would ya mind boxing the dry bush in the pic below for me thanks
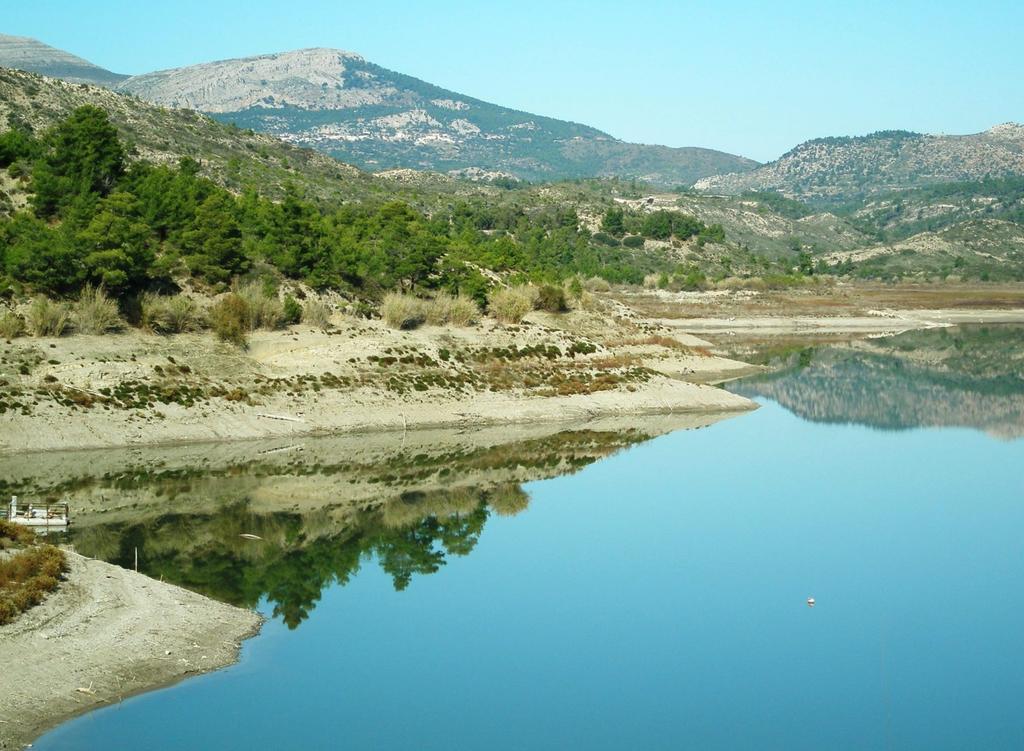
[235,281,284,330]
[641,334,687,351]
[26,296,71,337]
[447,295,480,326]
[424,292,480,327]
[488,484,531,517]
[0,544,67,625]
[141,294,205,334]
[0,520,36,549]
[0,310,25,339]
[487,286,534,324]
[535,285,568,313]
[642,273,661,290]
[72,285,123,335]
[584,276,611,292]
[381,292,426,330]
[210,293,251,346]
[302,299,333,330]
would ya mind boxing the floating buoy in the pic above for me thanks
[807,597,816,608]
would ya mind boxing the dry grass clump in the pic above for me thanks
[381,292,427,330]
[0,544,67,625]
[0,310,25,339]
[487,286,534,324]
[424,292,480,327]
[26,296,71,337]
[72,285,123,334]
[642,273,661,289]
[302,299,333,330]
[210,293,251,346]
[141,294,205,334]
[235,282,284,330]
[584,276,611,292]
[488,484,531,517]
[0,520,36,549]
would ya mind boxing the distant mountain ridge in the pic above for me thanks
[0,34,758,186]
[0,33,127,86]
[112,47,757,185]
[695,124,1024,202]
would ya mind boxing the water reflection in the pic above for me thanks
[0,414,733,628]
[732,324,1024,438]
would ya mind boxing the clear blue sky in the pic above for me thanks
[5,0,1022,161]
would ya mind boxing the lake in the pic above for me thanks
[28,325,1024,750]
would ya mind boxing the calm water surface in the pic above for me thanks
[32,327,1024,750]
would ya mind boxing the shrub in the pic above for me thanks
[566,277,584,302]
[0,520,36,549]
[447,295,480,327]
[584,276,611,292]
[487,286,533,324]
[381,292,426,330]
[141,294,205,334]
[282,295,303,326]
[0,310,25,339]
[0,544,68,625]
[642,274,660,289]
[535,284,568,313]
[424,292,480,327]
[26,296,71,337]
[424,292,455,326]
[236,281,284,330]
[73,285,122,335]
[210,293,250,346]
[623,235,646,249]
[488,484,530,517]
[301,299,333,330]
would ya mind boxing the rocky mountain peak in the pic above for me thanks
[0,33,127,86]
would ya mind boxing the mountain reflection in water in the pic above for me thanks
[731,324,1024,438]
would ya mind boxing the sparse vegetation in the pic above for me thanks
[72,285,122,334]
[301,299,332,330]
[487,287,534,324]
[0,310,25,339]
[141,293,205,334]
[210,293,250,346]
[0,543,68,625]
[535,285,568,313]
[235,282,284,331]
[424,292,480,327]
[381,292,426,330]
[26,296,71,337]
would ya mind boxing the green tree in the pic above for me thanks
[32,106,125,218]
[74,192,155,296]
[181,192,249,284]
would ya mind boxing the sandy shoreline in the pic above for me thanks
[0,552,261,750]
[657,308,1024,334]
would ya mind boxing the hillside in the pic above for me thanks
[0,67,380,202]
[114,48,758,185]
[0,33,127,87]
[695,125,1024,203]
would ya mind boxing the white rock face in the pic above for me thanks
[117,48,391,112]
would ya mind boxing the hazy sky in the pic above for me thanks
[5,0,1022,161]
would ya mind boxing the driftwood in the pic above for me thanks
[255,413,305,423]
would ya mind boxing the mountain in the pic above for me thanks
[113,48,758,185]
[0,33,128,87]
[694,125,1024,203]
